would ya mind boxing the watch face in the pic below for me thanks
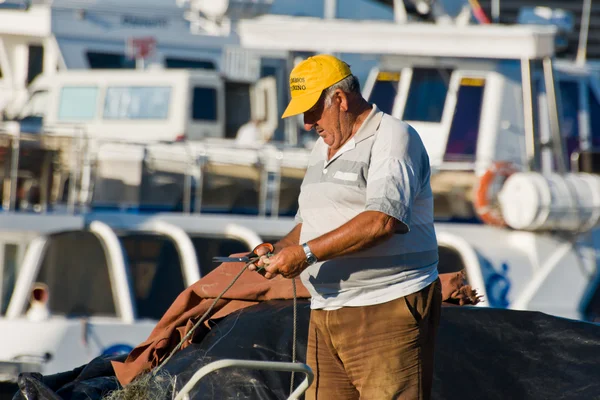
[307,254,317,265]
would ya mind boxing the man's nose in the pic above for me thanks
[303,115,316,131]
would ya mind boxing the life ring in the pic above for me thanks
[473,161,518,226]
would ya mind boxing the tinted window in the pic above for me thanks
[192,87,217,121]
[588,85,600,149]
[165,57,216,70]
[120,234,185,320]
[557,80,580,159]
[104,86,171,120]
[27,45,44,85]
[368,71,400,115]
[403,68,452,122]
[87,52,135,69]
[37,232,116,317]
[58,86,98,120]
[444,77,486,162]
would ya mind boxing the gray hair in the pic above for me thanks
[324,74,361,107]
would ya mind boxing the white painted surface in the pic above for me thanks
[239,16,556,59]
[0,317,155,375]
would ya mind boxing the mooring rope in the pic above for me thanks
[289,277,298,396]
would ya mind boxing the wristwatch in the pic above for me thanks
[302,243,318,265]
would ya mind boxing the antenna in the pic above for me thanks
[576,0,592,66]
[178,0,273,36]
[491,0,500,23]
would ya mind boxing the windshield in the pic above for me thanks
[104,86,171,120]
[58,86,99,121]
[368,71,400,115]
[403,67,452,123]
[444,77,486,162]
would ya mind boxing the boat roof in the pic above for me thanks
[239,16,557,60]
[0,0,239,47]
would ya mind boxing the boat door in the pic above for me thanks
[251,75,278,143]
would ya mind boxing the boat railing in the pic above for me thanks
[0,126,309,218]
[174,359,313,400]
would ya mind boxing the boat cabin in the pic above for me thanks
[0,212,291,378]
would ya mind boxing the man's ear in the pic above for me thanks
[337,89,349,112]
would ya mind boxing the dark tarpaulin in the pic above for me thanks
[13,300,600,399]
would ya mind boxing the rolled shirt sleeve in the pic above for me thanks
[294,207,303,224]
[365,121,424,231]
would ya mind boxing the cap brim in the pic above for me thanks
[281,90,322,119]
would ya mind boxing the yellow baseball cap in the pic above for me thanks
[281,54,352,118]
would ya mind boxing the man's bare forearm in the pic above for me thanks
[307,211,398,261]
[273,223,302,253]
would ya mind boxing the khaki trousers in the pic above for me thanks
[305,278,442,400]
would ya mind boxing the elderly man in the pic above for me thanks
[252,54,441,399]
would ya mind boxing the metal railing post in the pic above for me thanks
[8,133,21,211]
[194,149,207,214]
[543,56,566,174]
[520,58,538,172]
[258,148,283,218]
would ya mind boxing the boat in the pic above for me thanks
[236,5,600,321]
[0,0,276,118]
[1,0,600,394]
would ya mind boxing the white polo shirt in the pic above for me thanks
[296,105,439,310]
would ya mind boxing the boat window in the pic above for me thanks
[104,86,171,120]
[86,52,136,69]
[19,90,48,119]
[368,71,400,115]
[27,45,44,85]
[165,57,216,70]
[37,232,116,317]
[557,80,580,159]
[444,77,486,162]
[403,67,452,123]
[587,85,600,149]
[192,87,218,121]
[0,244,18,315]
[57,86,98,121]
[191,237,251,277]
[121,235,185,320]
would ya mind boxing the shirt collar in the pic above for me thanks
[314,104,383,162]
[352,104,384,144]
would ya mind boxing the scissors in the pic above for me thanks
[212,243,274,275]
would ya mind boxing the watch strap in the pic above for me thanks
[302,242,318,265]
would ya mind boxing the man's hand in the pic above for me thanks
[249,244,307,279]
